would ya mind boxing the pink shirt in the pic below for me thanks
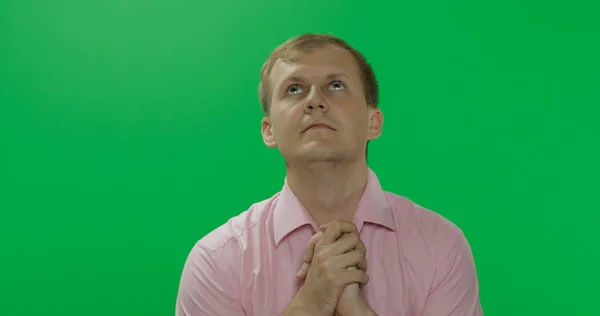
[176,168,483,315]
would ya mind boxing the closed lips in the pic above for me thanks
[304,123,335,132]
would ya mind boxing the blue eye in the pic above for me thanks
[287,85,304,94]
[329,80,346,90]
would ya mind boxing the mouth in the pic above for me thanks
[303,123,336,132]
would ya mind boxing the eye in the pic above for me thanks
[286,84,304,94]
[329,80,346,90]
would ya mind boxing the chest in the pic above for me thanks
[240,229,424,316]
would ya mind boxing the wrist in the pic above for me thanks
[356,300,376,316]
[364,309,377,316]
[337,300,376,316]
[282,304,321,316]
[283,288,326,316]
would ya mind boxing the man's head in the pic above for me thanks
[259,34,383,164]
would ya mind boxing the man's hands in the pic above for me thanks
[293,220,373,316]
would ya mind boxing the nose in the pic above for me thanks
[303,89,329,114]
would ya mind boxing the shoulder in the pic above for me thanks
[194,193,279,258]
[179,193,278,293]
[385,191,464,236]
[383,191,471,264]
[176,195,280,314]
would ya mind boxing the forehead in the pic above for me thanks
[269,45,361,85]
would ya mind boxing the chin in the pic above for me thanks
[295,147,346,162]
[280,142,353,163]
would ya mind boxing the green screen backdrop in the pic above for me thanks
[1,1,599,315]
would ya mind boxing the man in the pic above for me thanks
[175,33,483,316]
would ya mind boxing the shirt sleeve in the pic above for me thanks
[175,242,245,316]
[422,232,483,316]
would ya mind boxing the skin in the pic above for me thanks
[297,221,372,316]
[261,44,384,227]
[261,44,383,316]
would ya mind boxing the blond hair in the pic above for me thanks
[258,33,379,115]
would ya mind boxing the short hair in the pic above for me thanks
[258,33,379,116]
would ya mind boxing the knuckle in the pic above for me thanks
[350,270,362,283]
[347,221,358,231]
[325,270,336,283]
[357,236,365,245]
[320,255,332,268]
[360,269,367,278]
[305,247,313,256]
[332,221,341,230]
[306,244,315,254]
[314,252,326,263]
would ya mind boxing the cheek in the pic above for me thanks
[270,114,296,140]
[331,91,365,110]
[345,109,371,135]
[277,104,304,123]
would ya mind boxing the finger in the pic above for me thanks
[334,249,365,270]
[357,256,368,272]
[296,262,309,279]
[320,220,358,245]
[297,231,323,279]
[356,238,367,257]
[319,220,358,234]
[344,266,369,288]
[339,268,368,287]
[303,231,323,263]
[359,271,370,288]
[322,222,365,256]
[329,232,360,255]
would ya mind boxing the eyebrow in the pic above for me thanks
[282,73,351,85]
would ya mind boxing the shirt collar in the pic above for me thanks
[272,167,395,246]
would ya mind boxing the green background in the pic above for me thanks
[1,1,599,315]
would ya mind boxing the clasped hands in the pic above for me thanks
[294,220,375,316]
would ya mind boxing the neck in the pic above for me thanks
[285,160,368,227]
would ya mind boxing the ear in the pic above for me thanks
[261,116,278,148]
[367,108,384,140]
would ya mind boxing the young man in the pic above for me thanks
[175,33,483,316]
